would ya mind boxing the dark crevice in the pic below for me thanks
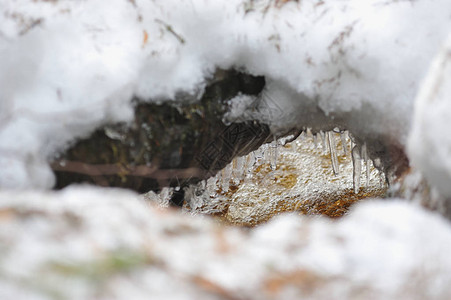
[51,68,405,202]
[52,69,270,193]
[170,189,185,207]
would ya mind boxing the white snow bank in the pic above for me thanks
[1,0,451,188]
[0,186,451,299]
[408,35,451,198]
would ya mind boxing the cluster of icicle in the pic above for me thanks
[298,129,376,194]
[202,139,279,195]
[209,128,377,196]
[350,139,375,194]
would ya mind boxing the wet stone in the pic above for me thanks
[183,131,388,226]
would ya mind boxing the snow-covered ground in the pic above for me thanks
[1,187,451,300]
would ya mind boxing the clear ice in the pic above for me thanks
[232,157,245,185]
[327,131,339,175]
[352,145,362,194]
[178,128,387,225]
[313,133,319,149]
[270,138,278,170]
[319,131,327,151]
[340,131,348,155]
[361,143,370,187]
[221,164,232,193]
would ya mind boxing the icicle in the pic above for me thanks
[361,143,370,187]
[319,131,327,151]
[206,176,218,197]
[237,155,245,171]
[246,152,254,171]
[263,143,271,163]
[291,137,298,153]
[352,145,361,194]
[299,130,306,141]
[313,133,319,149]
[231,158,238,185]
[253,147,263,167]
[221,164,231,193]
[373,157,384,187]
[270,138,278,170]
[327,131,339,175]
[233,156,245,184]
[241,153,253,184]
[340,131,348,156]
[200,179,206,190]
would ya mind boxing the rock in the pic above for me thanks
[50,66,406,197]
[52,70,272,193]
[183,131,388,226]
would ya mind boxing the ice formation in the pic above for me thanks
[185,131,386,225]
[1,0,451,188]
[327,131,339,175]
[351,145,362,194]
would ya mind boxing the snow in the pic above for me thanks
[0,186,451,299]
[1,0,451,188]
[408,35,451,198]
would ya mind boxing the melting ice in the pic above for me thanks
[183,130,387,225]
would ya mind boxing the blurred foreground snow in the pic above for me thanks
[1,186,451,300]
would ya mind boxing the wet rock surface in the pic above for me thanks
[181,131,387,226]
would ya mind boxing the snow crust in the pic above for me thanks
[1,0,451,188]
[1,186,451,299]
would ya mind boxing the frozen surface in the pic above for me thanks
[0,186,451,299]
[1,0,451,188]
[183,131,387,226]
